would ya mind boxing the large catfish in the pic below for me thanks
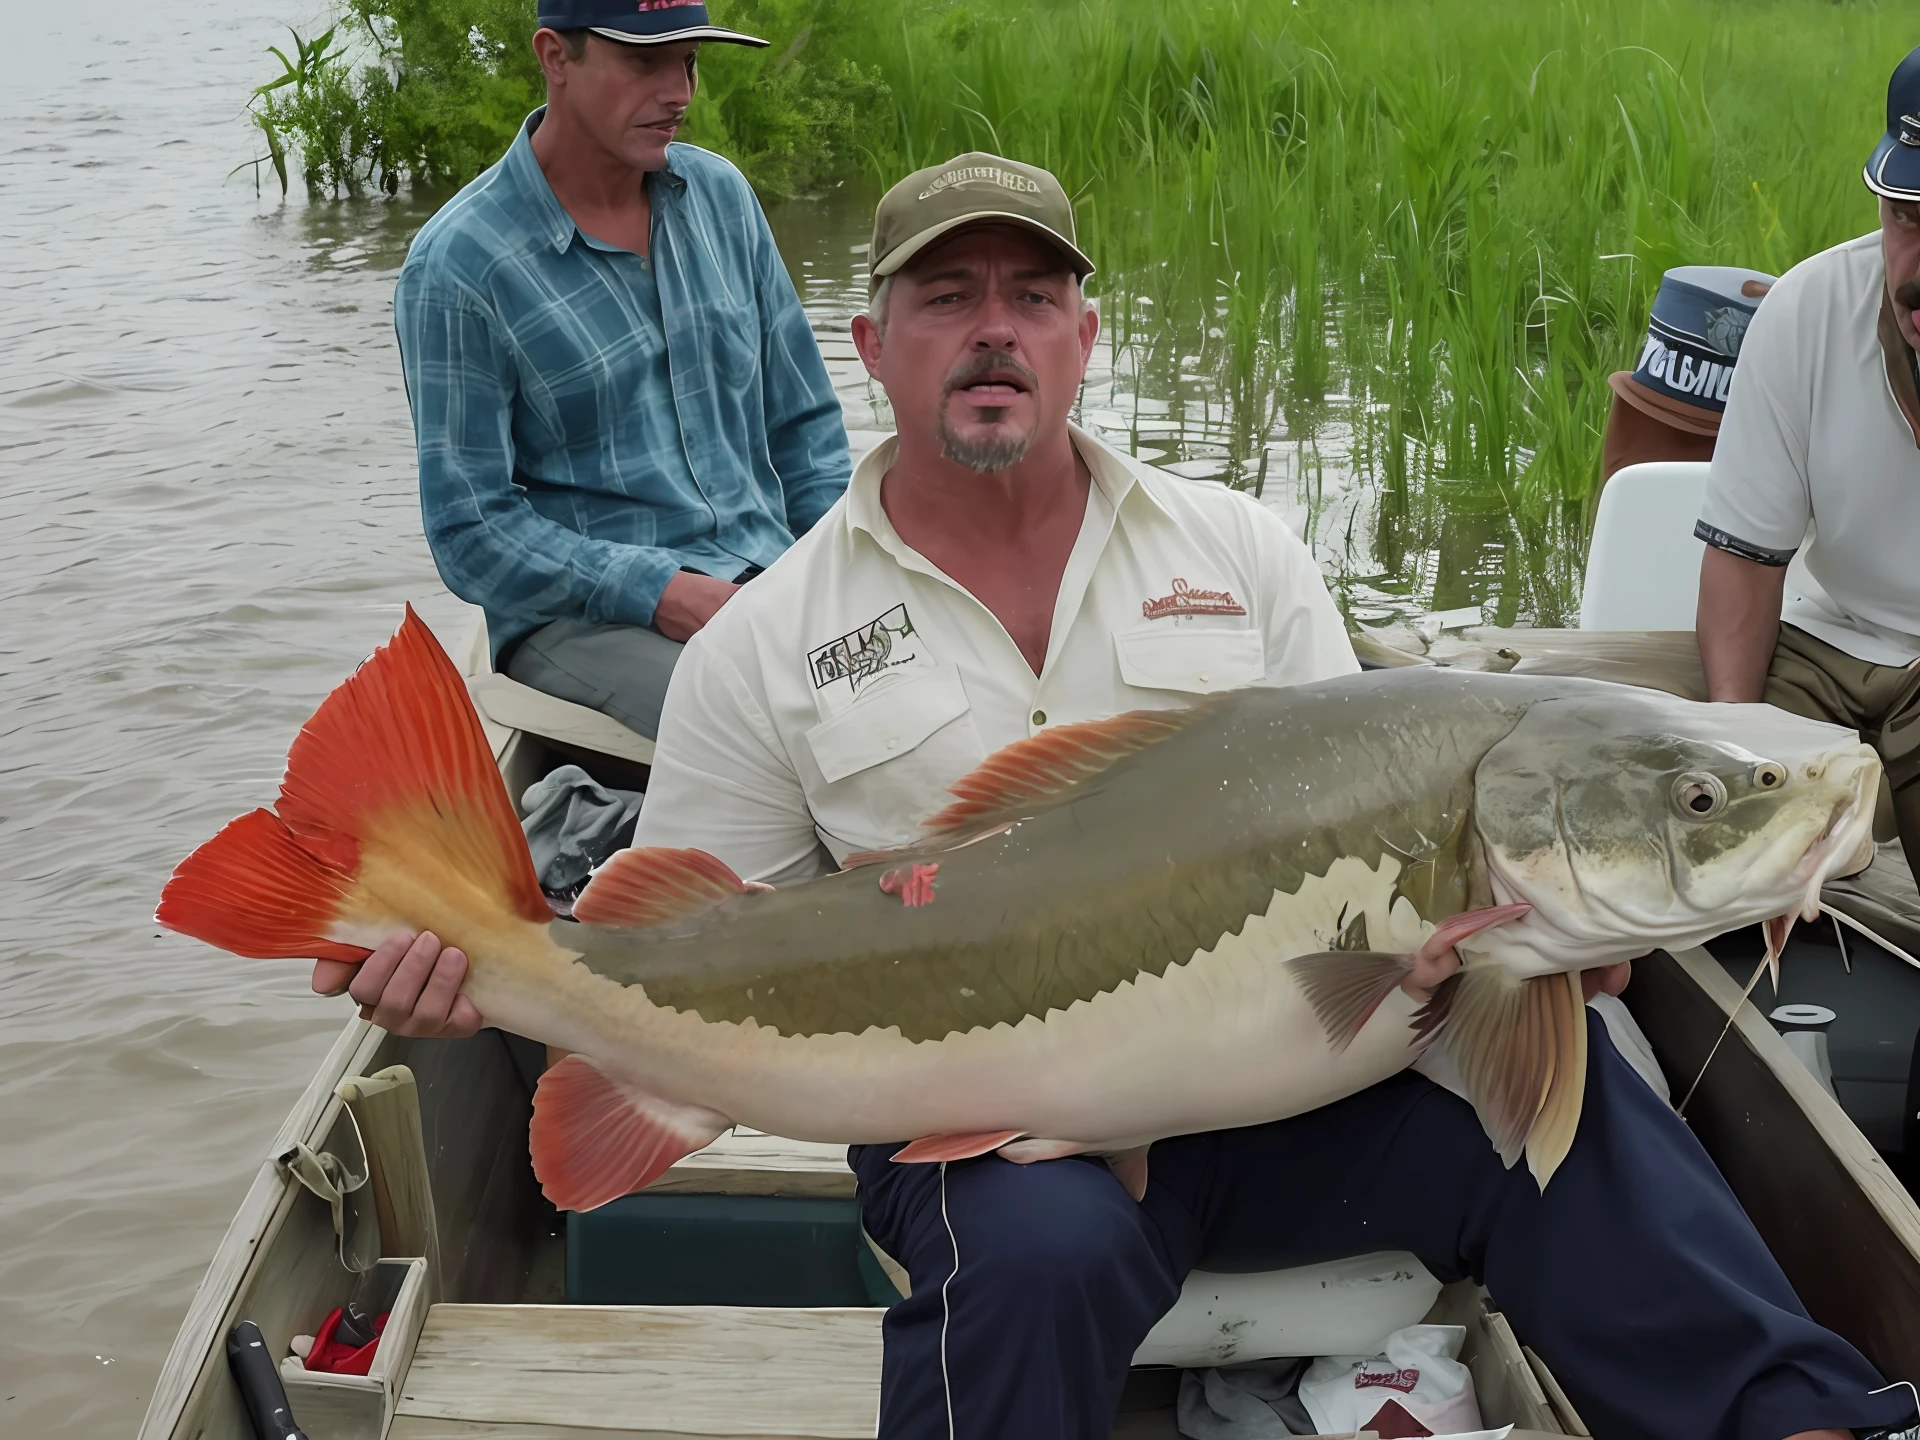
[159,611,1879,1210]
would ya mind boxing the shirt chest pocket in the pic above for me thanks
[1114,627,1267,695]
[802,666,988,853]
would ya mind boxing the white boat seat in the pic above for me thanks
[450,610,655,767]
[465,670,656,768]
[663,1131,1440,1368]
[1579,461,1711,630]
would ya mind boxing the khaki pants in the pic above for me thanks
[1765,624,1920,852]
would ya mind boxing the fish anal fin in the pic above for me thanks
[921,707,1205,840]
[1288,950,1414,1050]
[891,1130,1025,1165]
[278,606,549,925]
[157,809,373,961]
[573,847,764,929]
[1440,967,1589,1185]
[530,1055,730,1211]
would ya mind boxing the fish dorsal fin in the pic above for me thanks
[920,706,1203,842]
[573,846,762,929]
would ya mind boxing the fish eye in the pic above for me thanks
[1673,772,1728,819]
[1752,761,1786,790]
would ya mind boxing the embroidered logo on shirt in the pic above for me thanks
[1353,1367,1421,1393]
[1141,579,1247,621]
[809,604,922,694]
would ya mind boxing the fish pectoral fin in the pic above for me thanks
[572,847,764,929]
[891,1130,1026,1164]
[1436,967,1588,1189]
[1288,950,1414,1050]
[530,1054,730,1212]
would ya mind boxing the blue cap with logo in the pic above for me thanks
[535,0,767,47]
[1608,265,1776,435]
[1865,43,1920,202]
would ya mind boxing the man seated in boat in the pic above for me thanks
[393,0,849,743]
[343,154,1914,1439]
[1696,42,1920,861]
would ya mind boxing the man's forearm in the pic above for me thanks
[1696,544,1788,702]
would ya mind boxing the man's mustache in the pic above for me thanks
[1896,278,1920,311]
[942,353,1040,397]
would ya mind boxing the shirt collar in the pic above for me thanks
[845,422,1175,553]
[505,107,687,256]
[1876,283,1920,450]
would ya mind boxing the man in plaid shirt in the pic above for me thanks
[394,0,849,739]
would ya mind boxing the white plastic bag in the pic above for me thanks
[1299,1323,1490,1438]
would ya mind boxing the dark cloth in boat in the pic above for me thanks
[851,1011,1912,1440]
[519,764,640,893]
[1764,623,1920,858]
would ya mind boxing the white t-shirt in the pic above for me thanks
[633,424,1358,883]
[1698,231,1920,666]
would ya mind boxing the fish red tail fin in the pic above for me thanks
[156,607,549,961]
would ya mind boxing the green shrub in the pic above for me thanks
[245,0,890,198]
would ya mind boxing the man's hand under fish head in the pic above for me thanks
[313,931,483,1039]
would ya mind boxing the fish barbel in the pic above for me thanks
[158,611,1879,1209]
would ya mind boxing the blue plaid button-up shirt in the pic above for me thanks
[394,110,850,658]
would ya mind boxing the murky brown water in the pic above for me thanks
[0,8,1421,1433]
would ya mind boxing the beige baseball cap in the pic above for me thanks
[869,151,1094,287]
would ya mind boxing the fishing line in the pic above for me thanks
[1676,954,1772,1119]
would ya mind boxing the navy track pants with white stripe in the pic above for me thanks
[850,1011,1910,1440]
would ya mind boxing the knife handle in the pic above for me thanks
[225,1320,309,1440]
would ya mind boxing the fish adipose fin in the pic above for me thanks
[573,847,766,929]
[531,1054,730,1211]
[920,707,1209,842]
[1437,967,1589,1188]
[891,1130,1026,1164]
[157,606,549,958]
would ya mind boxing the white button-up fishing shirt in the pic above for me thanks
[632,424,1357,884]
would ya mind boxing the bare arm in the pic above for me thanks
[1696,545,1786,703]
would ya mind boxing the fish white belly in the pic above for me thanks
[525,854,1443,1148]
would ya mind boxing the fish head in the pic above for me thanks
[1466,689,1879,973]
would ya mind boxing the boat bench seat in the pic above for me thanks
[639,1132,1445,1369]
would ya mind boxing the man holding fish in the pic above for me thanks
[239,152,1920,1440]
[1697,43,1920,864]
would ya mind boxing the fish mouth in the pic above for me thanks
[1769,770,1876,952]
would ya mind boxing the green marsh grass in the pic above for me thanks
[252,0,1913,619]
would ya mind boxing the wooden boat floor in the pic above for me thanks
[657,1129,854,1198]
[391,1303,882,1439]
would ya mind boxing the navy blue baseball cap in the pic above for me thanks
[535,0,767,47]
[1865,43,1920,202]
